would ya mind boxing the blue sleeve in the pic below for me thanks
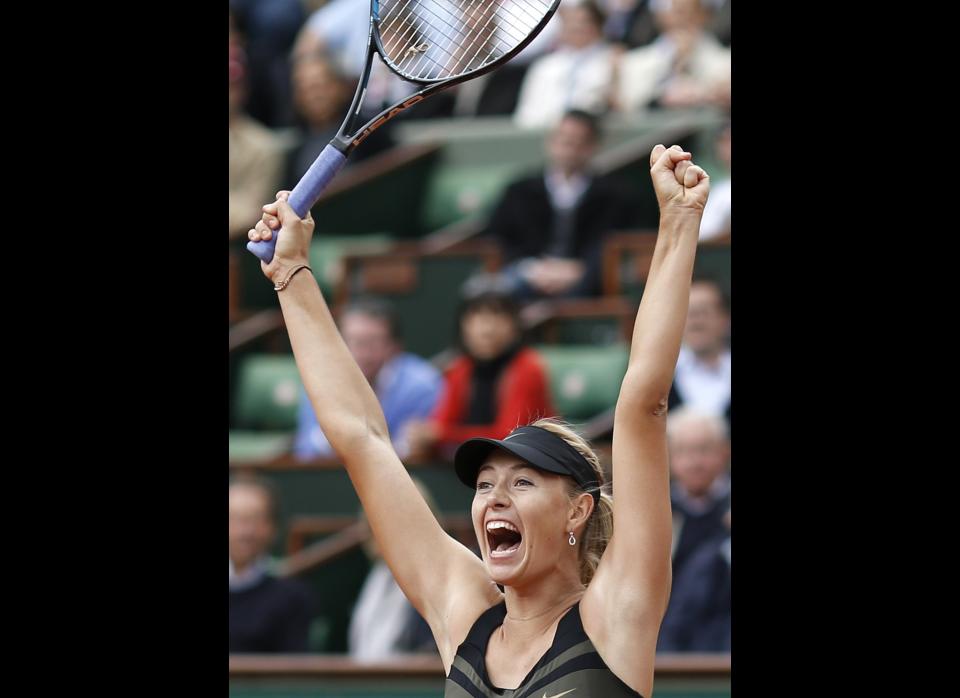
[293,390,333,459]
[382,362,442,439]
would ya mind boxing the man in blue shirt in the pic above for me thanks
[294,298,442,460]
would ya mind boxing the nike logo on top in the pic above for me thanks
[542,689,577,698]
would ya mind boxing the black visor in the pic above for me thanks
[454,425,600,503]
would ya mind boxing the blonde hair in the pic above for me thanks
[530,417,613,586]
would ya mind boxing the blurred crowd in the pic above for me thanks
[230,0,731,240]
[230,0,731,658]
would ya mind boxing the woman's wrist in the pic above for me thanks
[268,253,310,284]
[658,206,704,229]
[273,263,313,291]
[656,207,704,245]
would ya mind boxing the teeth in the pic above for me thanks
[486,521,520,533]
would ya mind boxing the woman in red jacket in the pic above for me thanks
[405,291,554,461]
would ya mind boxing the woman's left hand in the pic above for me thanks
[649,144,710,214]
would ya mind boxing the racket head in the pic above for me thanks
[372,0,562,84]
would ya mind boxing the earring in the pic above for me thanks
[568,531,576,546]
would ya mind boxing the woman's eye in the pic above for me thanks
[516,478,532,487]
[476,482,492,491]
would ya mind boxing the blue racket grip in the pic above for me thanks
[246,144,348,264]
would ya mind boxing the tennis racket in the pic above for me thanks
[247,0,563,263]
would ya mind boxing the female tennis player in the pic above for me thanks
[248,144,709,697]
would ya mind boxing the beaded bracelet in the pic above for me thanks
[273,264,312,292]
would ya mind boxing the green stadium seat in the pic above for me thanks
[230,355,301,463]
[420,163,523,231]
[228,431,292,462]
[534,343,629,423]
[234,354,301,430]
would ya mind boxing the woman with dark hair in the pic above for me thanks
[246,144,709,697]
[404,290,554,461]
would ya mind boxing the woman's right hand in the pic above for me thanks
[248,190,315,284]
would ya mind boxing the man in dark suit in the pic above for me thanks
[483,110,637,299]
[657,406,731,652]
[229,477,314,652]
[666,406,730,577]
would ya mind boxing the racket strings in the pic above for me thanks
[378,0,552,81]
[380,0,478,73]
[381,0,497,75]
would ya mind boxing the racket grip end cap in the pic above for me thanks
[246,237,277,264]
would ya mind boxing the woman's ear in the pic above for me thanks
[568,492,595,532]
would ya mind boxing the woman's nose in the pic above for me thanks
[486,481,511,508]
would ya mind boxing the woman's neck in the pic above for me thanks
[500,572,585,641]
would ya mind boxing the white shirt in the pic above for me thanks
[544,168,591,210]
[514,41,615,129]
[348,560,416,660]
[617,33,731,112]
[699,177,731,241]
[229,556,270,592]
[673,345,731,416]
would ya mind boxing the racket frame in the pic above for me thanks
[330,0,561,153]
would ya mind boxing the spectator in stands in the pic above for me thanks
[294,0,371,80]
[294,0,455,124]
[666,407,730,578]
[349,478,439,659]
[229,0,306,128]
[229,17,284,241]
[662,406,730,653]
[404,289,555,461]
[514,1,618,128]
[602,0,727,49]
[452,13,562,117]
[229,476,314,653]
[698,122,731,241]
[615,0,730,112]
[584,0,649,48]
[286,49,392,186]
[603,0,659,48]
[294,298,442,461]
[481,110,636,299]
[658,506,730,651]
[668,276,730,420]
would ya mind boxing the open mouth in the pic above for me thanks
[486,520,522,558]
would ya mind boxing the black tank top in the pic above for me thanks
[444,601,643,698]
